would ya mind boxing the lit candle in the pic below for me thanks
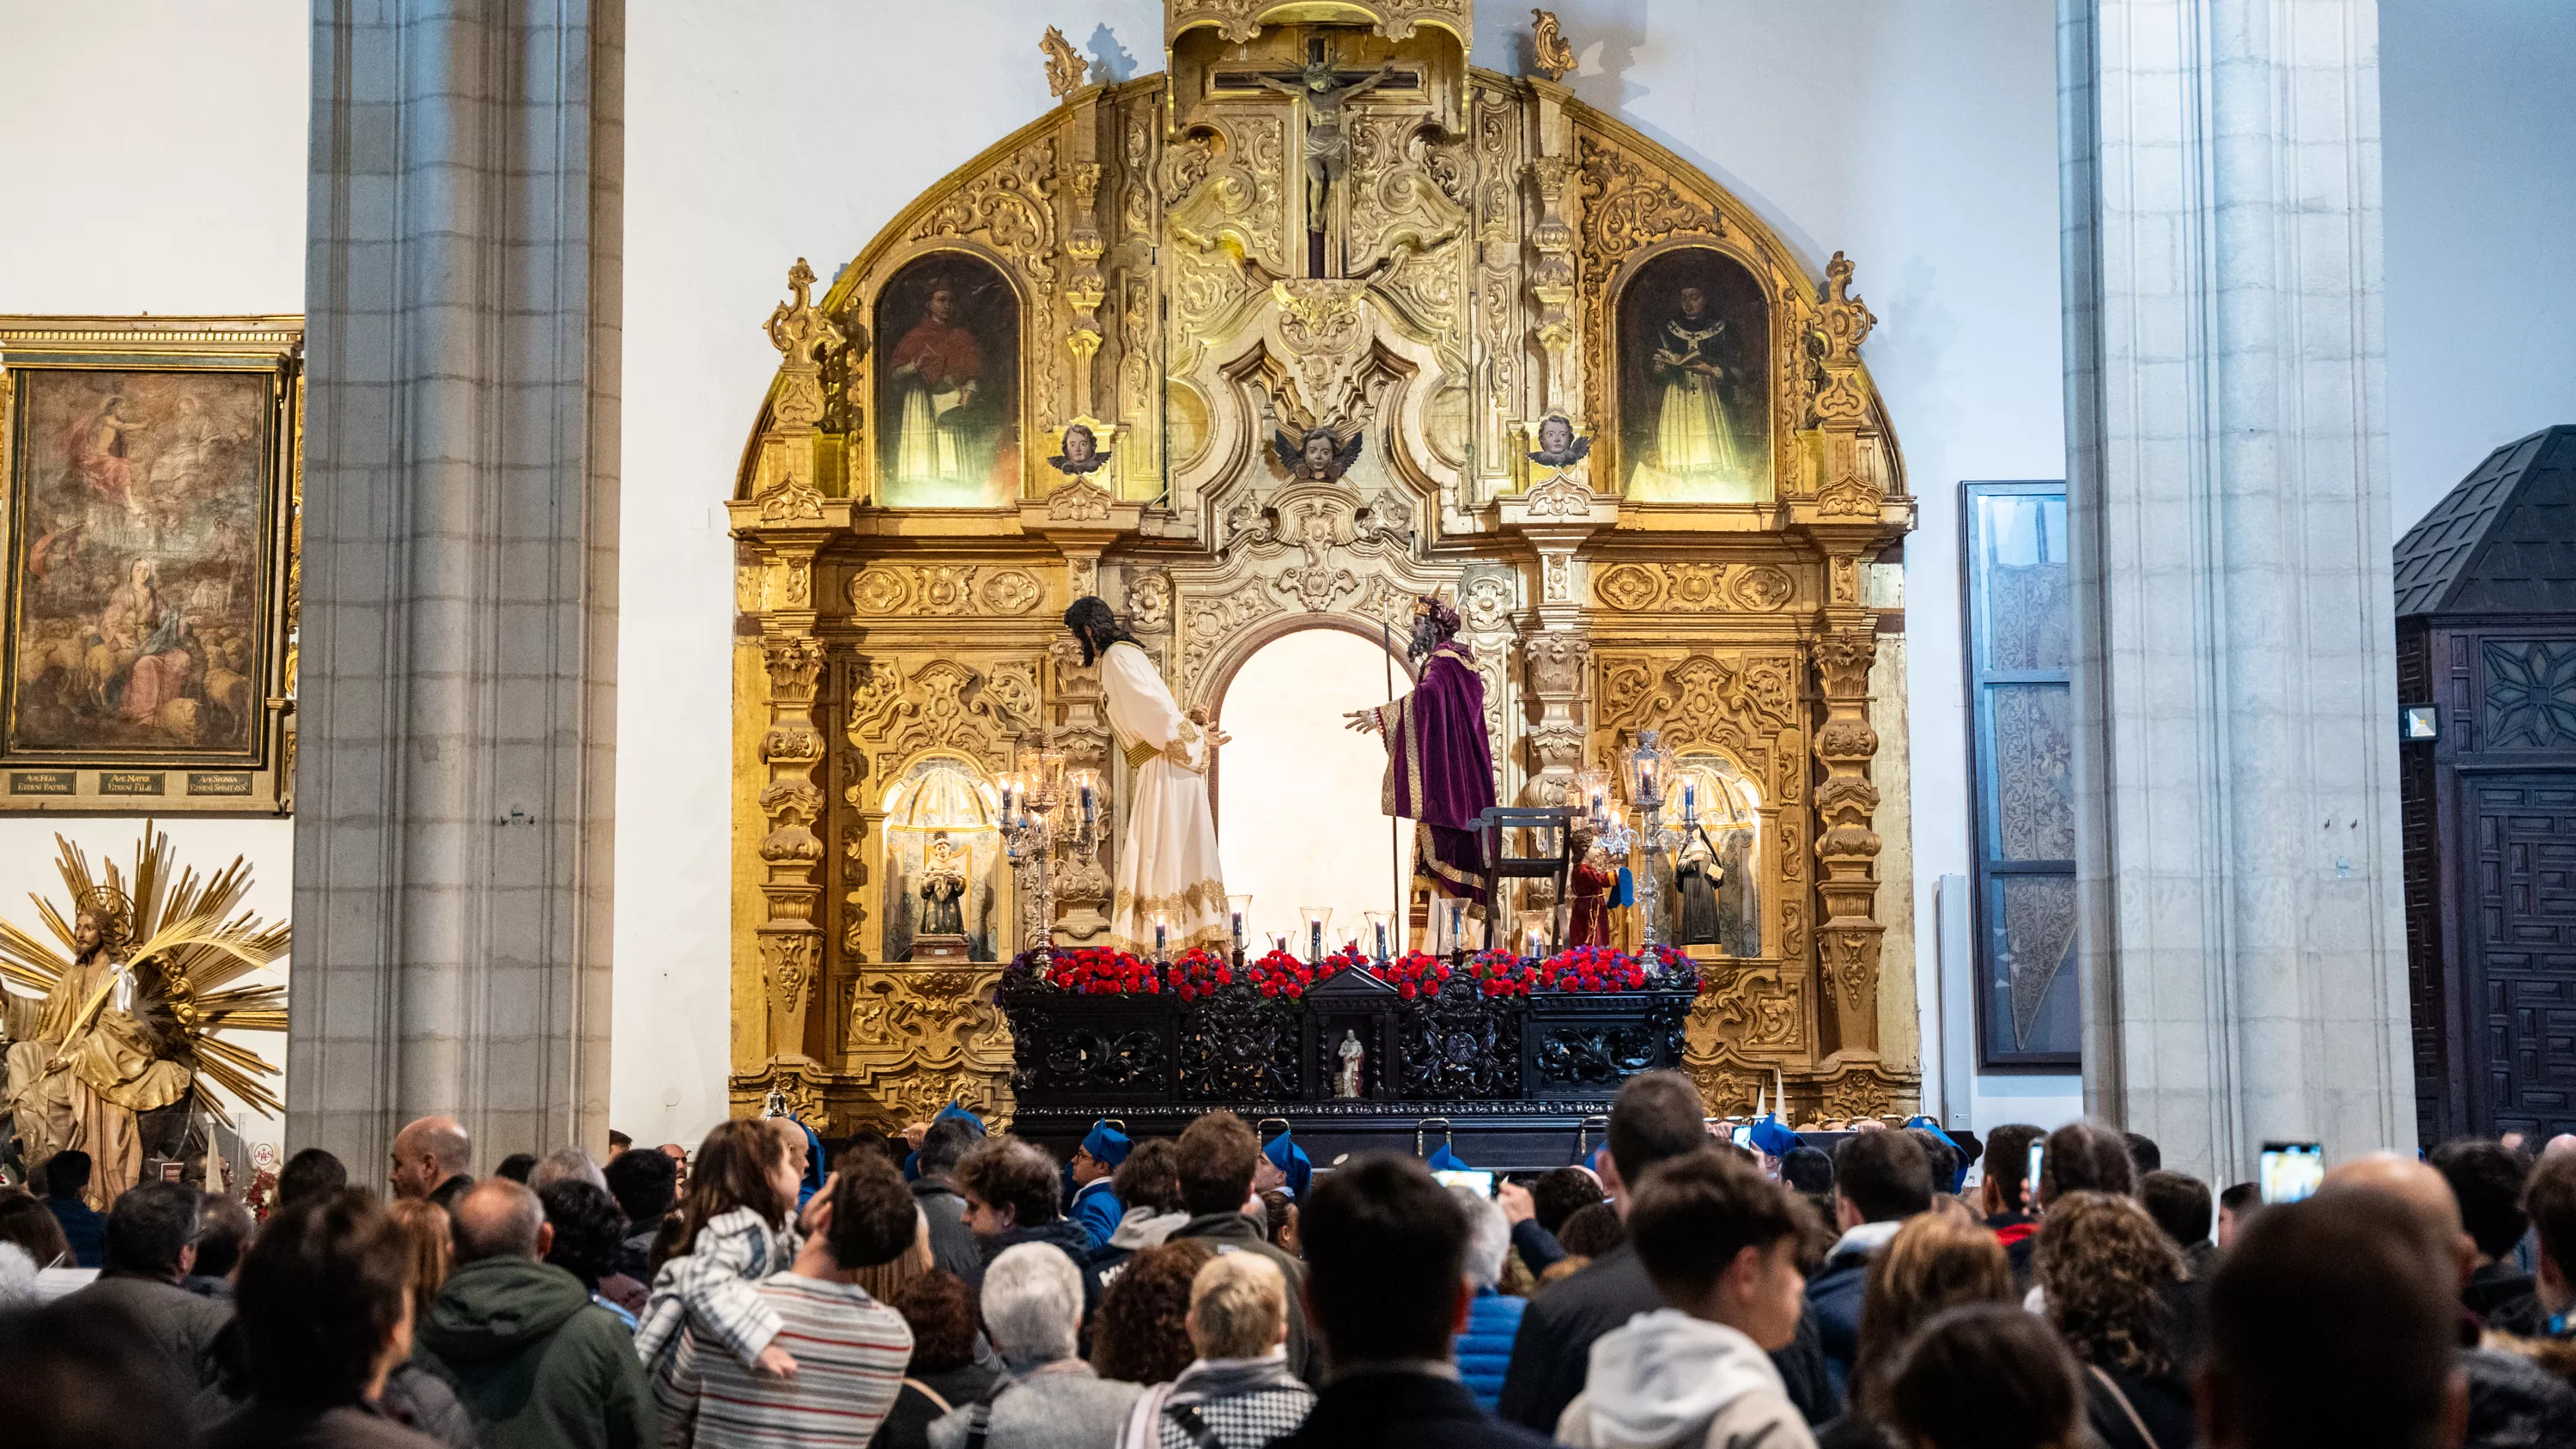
[1152,910,1170,959]
[1228,893,1251,955]
[1448,898,1466,951]
[1682,779,1697,825]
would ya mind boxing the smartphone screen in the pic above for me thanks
[1731,1124,1754,1150]
[2259,1142,2325,1203]
[2026,1138,2045,1199]
[1431,1168,1495,1197]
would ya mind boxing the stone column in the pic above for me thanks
[292,1,623,1167]
[2062,0,2410,1178]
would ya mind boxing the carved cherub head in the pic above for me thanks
[1048,423,1109,476]
[1273,426,1364,483]
[1528,413,1591,469]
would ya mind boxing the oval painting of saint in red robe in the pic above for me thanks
[874,253,1021,508]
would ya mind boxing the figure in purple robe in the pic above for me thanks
[1347,595,1496,905]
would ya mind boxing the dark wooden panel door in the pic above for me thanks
[2470,774,2576,1139]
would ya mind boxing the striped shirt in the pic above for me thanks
[653,1273,912,1449]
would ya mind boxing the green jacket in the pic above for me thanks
[413,1257,654,1449]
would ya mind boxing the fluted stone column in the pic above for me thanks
[2062,0,2410,1179]
[290,1,623,1168]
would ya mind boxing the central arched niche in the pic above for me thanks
[1212,624,1414,952]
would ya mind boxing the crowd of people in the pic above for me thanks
[3,1076,2574,1449]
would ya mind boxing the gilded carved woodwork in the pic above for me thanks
[726,1,1917,1129]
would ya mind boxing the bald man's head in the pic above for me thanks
[391,1115,471,1200]
[452,1178,550,1263]
[2320,1150,2475,1292]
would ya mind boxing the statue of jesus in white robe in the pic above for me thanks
[1096,639,1230,953]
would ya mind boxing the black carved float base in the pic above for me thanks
[999,971,1696,1172]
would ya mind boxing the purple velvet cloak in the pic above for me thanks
[1382,640,1497,903]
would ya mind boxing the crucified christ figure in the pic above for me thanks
[1253,54,1395,234]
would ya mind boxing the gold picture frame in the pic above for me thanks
[0,316,301,813]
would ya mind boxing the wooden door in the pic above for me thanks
[2467,774,2576,1139]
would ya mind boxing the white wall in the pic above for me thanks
[615,0,1170,1147]
[1214,629,1412,952]
[2382,0,2576,527]
[0,0,308,1164]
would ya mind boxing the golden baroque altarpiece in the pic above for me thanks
[727,1,1916,1131]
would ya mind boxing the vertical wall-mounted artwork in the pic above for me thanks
[874,253,1021,508]
[1617,247,1771,503]
[0,318,299,812]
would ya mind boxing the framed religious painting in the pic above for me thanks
[871,252,1023,508]
[0,317,301,813]
[1614,246,1774,504]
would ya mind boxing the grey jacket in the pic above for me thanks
[927,1361,1143,1449]
[66,1270,234,1389]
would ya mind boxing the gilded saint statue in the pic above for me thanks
[0,830,288,1209]
[3,891,189,1208]
[1252,52,1396,232]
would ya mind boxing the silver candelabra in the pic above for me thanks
[1626,729,1668,950]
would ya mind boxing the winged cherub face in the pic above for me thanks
[1540,417,1573,454]
[1062,425,1095,463]
[1303,432,1338,474]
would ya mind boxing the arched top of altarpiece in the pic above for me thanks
[732,54,1907,536]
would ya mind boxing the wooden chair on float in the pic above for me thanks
[1473,805,1577,952]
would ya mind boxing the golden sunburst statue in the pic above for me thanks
[0,825,289,1123]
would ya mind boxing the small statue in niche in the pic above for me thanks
[1249,50,1396,234]
[1528,413,1592,471]
[1674,824,1722,947]
[1048,422,1110,477]
[918,833,969,938]
[1273,425,1364,484]
[1334,1029,1366,1099]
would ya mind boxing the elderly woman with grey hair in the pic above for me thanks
[1449,1184,1526,1413]
[931,1242,1143,1449]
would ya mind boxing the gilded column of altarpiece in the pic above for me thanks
[726,1,1916,1131]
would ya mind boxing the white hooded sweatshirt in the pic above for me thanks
[1555,1309,1819,1449]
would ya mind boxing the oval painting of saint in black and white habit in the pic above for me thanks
[1616,247,1771,503]
[873,253,1020,508]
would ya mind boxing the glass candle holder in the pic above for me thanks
[1363,909,1390,962]
[1300,905,1332,964]
[1228,893,1252,955]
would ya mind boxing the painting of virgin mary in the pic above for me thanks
[1617,248,1771,503]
